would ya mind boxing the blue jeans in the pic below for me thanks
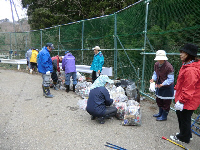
[65,72,77,85]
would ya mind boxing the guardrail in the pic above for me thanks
[0,59,27,70]
[0,55,9,59]
[0,59,113,76]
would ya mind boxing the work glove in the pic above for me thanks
[149,82,155,92]
[174,101,184,111]
[46,71,51,75]
[96,72,100,77]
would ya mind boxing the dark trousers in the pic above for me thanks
[51,71,58,83]
[176,109,194,143]
[92,71,97,83]
[30,62,37,70]
[104,106,118,118]
[156,97,171,112]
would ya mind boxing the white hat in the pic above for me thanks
[154,50,168,60]
[92,46,100,51]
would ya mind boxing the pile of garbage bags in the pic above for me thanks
[76,75,141,126]
[52,72,141,126]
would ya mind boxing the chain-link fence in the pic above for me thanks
[0,0,200,95]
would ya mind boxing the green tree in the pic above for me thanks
[21,0,138,30]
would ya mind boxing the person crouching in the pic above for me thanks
[86,75,117,124]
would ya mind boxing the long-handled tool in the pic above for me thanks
[162,136,190,150]
[105,142,127,150]
[191,114,200,136]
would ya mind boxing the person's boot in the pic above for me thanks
[153,107,163,117]
[91,115,96,120]
[53,84,59,90]
[53,82,59,90]
[73,84,76,92]
[156,110,168,121]
[42,85,45,96]
[30,69,33,74]
[44,86,54,98]
[98,117,105,124]
[105,114,112,119]
[66,85,69,93]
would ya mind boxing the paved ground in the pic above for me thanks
[0,69,199,150]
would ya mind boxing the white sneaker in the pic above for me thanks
[176,133,193,140]
[170,135,180,142]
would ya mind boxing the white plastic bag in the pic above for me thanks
[77,98,88,110]
[149,82,155,92]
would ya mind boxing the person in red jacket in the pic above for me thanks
[51,55,62,90]
[170,43,200,143]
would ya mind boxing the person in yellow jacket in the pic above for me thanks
[30,48,39,74]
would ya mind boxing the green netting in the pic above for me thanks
[0,0,200,93]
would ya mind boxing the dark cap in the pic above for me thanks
[46,43,55,49]
[31,47,35,50]
[180,43,198,57]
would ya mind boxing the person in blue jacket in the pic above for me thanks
[38,43,55,98]
[90,46,104,83]
[86,75,117,124]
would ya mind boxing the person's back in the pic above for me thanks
[30,50,38,63]
[26,49,32,61]
[86,86,113,117]
[38,47,53,74]
[86,75,116,124]
[51,55,60,72]
[62,52,77,92]
[63,53,76,73]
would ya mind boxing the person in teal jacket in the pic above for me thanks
[90,46,104,83]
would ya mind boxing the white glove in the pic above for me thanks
[149,82,156,92]
[175,101,184,111]
[46,71,51,75]
[96,72,100,77]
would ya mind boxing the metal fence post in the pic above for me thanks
[82,21,84,65]
[114,13,117,79]
[58,26,60,55]
[10,32,12,59]
[142,0,150,92]
[40,30,43,50]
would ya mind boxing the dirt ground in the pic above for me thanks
[0,69,199,150]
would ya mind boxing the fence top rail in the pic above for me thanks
[140,52,200,56]
[52,48,144,51]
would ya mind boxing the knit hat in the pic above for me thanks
[154,50,168,60]
[180,43,198,57]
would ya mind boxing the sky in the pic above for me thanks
[0,0,27,21]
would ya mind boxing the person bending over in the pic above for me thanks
[86,75,117,124]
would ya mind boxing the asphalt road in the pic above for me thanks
[0,69,199,150]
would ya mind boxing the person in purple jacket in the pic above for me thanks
[62,51,77,92]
